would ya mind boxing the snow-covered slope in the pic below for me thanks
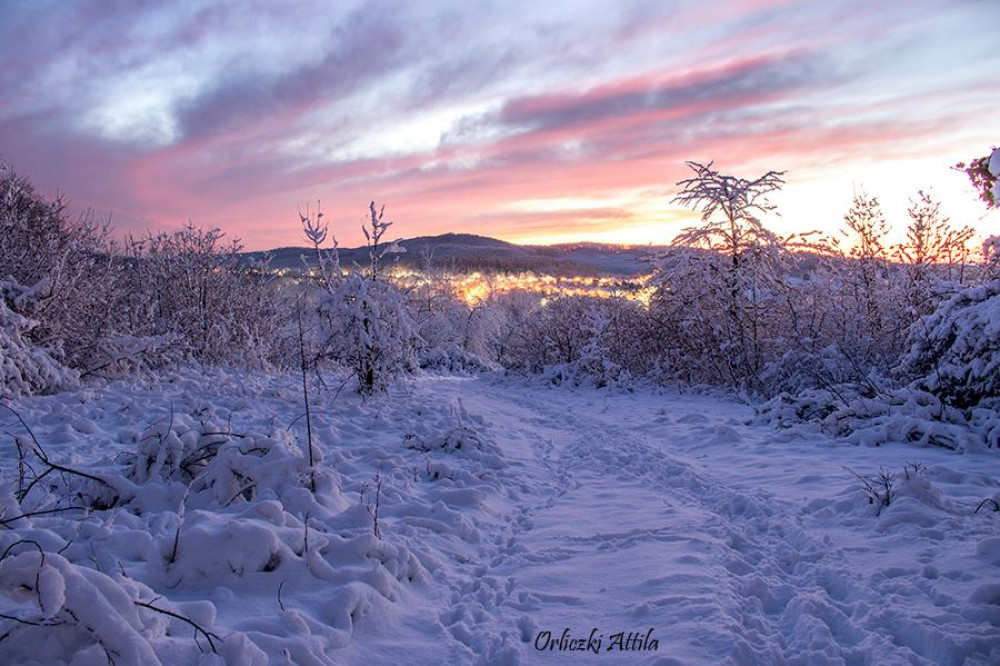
[1,370,998,664]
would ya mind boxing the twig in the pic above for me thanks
[0,506,89,528]
[845,466,893,516]
[0,539,45,563]
[134,600,221,654]
[224,483,256,507]
[0,611,64,628]
[302,511,311,557]
[0,540,49,616]
[1,403,48,460]
[297,297,317,493]
[363,466,384,539]
[3,408,119,505]
[168,486,191,565]
[975,498,1000,514]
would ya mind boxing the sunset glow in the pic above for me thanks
[1,0,997,250]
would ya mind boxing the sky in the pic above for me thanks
[1,0,998,251]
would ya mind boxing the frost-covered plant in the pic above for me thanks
[361,201,404,283]
[656,161,788,391]
[299,200,342,289]
[754,268,1000,452]
[902,280,1000,410]
[495,293,658,387]
[0,163,122,378]
[123,224,283,369]
[670,161,786,267]
[763,192,902,395]
[484,290,542,366]
[124,414,326,509]
[1,163,285,379]
[896,190,973,310]
[755,384,999,452]
[302,201,420,395]
[503,295,595,374]
[955,146,999,209]
[0,296,76,398]
[318,274,419,394]
[0,542,229,663]
[846,466,894,515]
[983,236,1000,281]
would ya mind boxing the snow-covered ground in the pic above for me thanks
[1,369,999,665]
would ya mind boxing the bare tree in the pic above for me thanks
[671,160,786,270]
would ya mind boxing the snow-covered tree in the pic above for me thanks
[303,201,420,394]
[777,190,900,392]
[655,161,787,390]
[893,190,974,316]
[902,280,1000,410]
[983,236,1000,281]
[317,275,419,394]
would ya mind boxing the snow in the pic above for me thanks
[0,295,77,399]
[2,369,999,664]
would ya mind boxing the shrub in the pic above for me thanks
[122,224,284,369]
[301,201,420,394]
[317,274,419,394]
[0,163,119,375]
[902,280,1000,410]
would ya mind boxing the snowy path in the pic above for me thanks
[410,378,1000,665]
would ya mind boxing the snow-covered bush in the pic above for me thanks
[0,542,267,665]
[983,236,1000,281]
[895,190,973,314]
[123,224,284,369]
[0,163,122,378]
[317,274,420,394]
[301,200,421,394]
[418,346,500,374]
[120,410,342,514]
[483,290,543,367]
[491,293,659,387]
[754,277,1000,452]
[408,275,501,373]
[507,295,601,373]
[755,385,999,452]
[0,296,76,398]
[1,163,287,381]
[902,280,1000,410]
[651,247,789,392]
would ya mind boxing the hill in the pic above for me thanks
[244,234,665,276]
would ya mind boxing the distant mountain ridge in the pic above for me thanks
[245,233,666,276]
